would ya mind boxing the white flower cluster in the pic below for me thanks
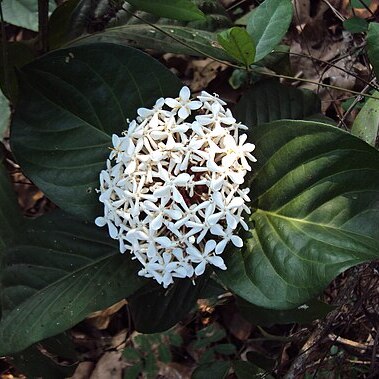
[95,87,256,288]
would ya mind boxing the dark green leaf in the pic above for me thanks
[194,324,226,348]
[351,90,379,146]
[11,342,76,379]
[192,361,231,379]
[198,278,226,299]
[257,45,292,76]
[213,343,236,355]
[350,0,372,8]
[123,347,141,362]
[48,0,82,49]
[126,0,205,21]
[199,349,216,364]
[367,23,379,80]
[2,0,56,31]
[246,352,275,371]
[246,0,293,61]
[111,1,230,31]
[217,27,255,66]
[158,344,172,363]
[0,41,35,101]
[11,43,181,220]
[129,275,208,333]
[234,80,321,127]
[237,297,335,326]
[217,120,379,309]
[0,211,146,355]
[343,17,368,33]
[73,25,231,61]
[233,360,271,379]
[124,362,143,379]
[229,69,248,90]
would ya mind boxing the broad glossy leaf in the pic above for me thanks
[129,275,209,333]
[217,120,379,309]
[11,333,77,378]
[0,211,146,355]
[246,0,293,62]
[217,27,255,66]
[2,0,56,31]
[237,297,334,326]
[75,25,231,61]
[11,43,181,220]
[351,90,379,146]
[367,22,379,80]
[126,0,205,21]
[234,80,321,127]
[0,89,10,140]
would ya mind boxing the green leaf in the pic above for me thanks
[73,25,231,62]
[237,297,335,326]
[192,361,231,379]
[67,0,231,44]
[343,17,368,33]
[0,41,35,101]
[2,0,57,31]
[11,43,181,220]
[198,278,226,299]
[367,23,379,80]
[124,362,144,379]
[351,90,379,146]
[233,360,272,379]
[246,0,293,62]
[129,275,209,333]
[217,120,379,309]
[11,333,78,378]
[126,0,205,21]
[0,211,146,355]
[234,80,321,127]
[68,1,232,59]
[48,0,82,49]
[217,27,255,66]
[213,343,236,355]
[350,0,372,8]
[229,69,248,90]
[0,89,10,140]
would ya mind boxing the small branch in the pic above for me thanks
[38,0,49,53]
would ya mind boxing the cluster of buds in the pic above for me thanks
[95,87,256,288]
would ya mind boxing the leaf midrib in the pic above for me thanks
[255,208,379,245]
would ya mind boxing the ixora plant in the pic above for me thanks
[1,41,379,362]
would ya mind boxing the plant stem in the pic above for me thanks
[261,71,379,101]
[69,10,379,101]
[38,0,49,53]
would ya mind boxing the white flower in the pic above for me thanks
[96,86,256,288]
[165,86,202,120]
